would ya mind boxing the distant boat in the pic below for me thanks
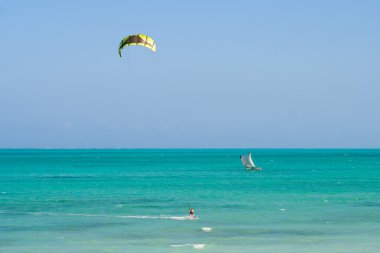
[240,152,262,171]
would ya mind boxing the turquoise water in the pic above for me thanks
[1,149,380,252]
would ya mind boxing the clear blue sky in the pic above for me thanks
[0,0,379,148]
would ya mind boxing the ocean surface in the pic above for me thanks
[1,149,379,253]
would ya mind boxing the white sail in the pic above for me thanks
[240,152,256,169]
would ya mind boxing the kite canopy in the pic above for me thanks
[118,34,156,57]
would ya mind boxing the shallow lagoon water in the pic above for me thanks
[1,149,380,252]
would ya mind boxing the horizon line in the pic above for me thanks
[1,147,379,150]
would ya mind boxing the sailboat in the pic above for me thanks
[240,152,262,171]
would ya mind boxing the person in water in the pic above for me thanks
[189,208,195,218]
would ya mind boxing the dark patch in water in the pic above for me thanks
[0,238,16,247]
[32,175,101,179]
[258,229,327,236]
[72,164,112,168]
[216,228,332,238]
[220,204,245,209]
[0,221,130,232]
[356,202,380,207]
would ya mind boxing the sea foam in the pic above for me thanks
[170,244,206,249]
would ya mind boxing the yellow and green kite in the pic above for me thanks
[118,34,156,57]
